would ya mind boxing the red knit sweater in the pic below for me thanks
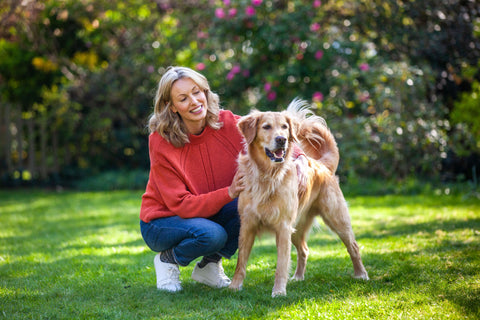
[140,110,244,222]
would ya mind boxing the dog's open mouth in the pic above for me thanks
[265,147,286,162]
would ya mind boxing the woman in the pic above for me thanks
[140,66,245,292]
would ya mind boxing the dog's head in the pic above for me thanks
[238,110,298,163]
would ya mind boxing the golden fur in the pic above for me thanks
[229,99,369,297]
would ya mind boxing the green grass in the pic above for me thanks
[0,188,479,319]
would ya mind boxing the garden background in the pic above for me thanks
[1,0,479,188]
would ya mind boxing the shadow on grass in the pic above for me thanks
[306,219,480,319]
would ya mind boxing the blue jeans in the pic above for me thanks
[140,198,240,266]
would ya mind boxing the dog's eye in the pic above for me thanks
[262,124,272,130]
[281,124,288,129]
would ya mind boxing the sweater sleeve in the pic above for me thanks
[151,156,232,219]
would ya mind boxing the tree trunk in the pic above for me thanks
[5,103,13,175]
[16,106,23,173]
[40,119,48,180]
[52,127,59,183]
[27,116,36,179]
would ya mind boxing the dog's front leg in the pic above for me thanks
[229,224,256,291]
[272,222,292,297]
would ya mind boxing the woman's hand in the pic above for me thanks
[228,170,245,199]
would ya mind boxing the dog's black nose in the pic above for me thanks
[275,136,286,146]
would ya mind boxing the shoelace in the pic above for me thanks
[159,265,180,286]
[167,265,180,279]
[216,264,230,282]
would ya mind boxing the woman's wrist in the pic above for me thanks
[228,186,235,199]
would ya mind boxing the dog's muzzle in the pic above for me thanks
[265,136,287,162]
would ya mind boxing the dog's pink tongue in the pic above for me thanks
[274,150,284,158]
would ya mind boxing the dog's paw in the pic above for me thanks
[291,274,304,281]
[272,289,287,297]
[353,272,369,280]
[228,283,243,291]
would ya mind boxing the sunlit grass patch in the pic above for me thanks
[0,189,479,319]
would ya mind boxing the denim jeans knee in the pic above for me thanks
[140,199,240,266]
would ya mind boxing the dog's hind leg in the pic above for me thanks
[291,214,315,281]
[319,188,369,280]
[272,223,293,297]
[229,224,256,291]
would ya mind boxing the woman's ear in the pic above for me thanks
[238,112,259,145]
[168,102,177,113]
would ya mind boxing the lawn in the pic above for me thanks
[0,188,479,319]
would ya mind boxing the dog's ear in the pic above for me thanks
[238,112,259,145]
[286,115,299,142]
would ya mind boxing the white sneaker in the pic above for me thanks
[191,260,231,288]
[154,253,182,292]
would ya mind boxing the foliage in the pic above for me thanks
[0,39,57,107]
[195,0,453,179]
[1,189,479,319]
[451,73,480,156]
[73,169,149,190]
[0,0,479,187]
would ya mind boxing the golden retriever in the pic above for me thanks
[229,99,369,297]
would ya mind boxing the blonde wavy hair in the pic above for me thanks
[148,66,223,147]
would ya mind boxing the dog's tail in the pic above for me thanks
[286,98,339,173]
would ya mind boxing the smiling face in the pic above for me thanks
[170,77,208,135]
[239,111,294,164]
[258,113,291,163]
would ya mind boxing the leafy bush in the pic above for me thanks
[1,0,479,186]
[73,169,149,191]
[195,0,450,179]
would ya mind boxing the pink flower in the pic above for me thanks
[359,92,370,102]
[242,69,250,77]
[315,50,324,60]
[264,82,272,91]
[147,65,155,73]
[196,63,206,71]
[228,8,237,18]
[226,65,241,81]
[159,4,171,10]
[245,6,256,16]
[359,63,370,71]
[312,91,324,102]
[215,8,226,19]
[231,65,241,74]
[310,22,320,32]
[197,31,208,39]
[267,91,276,101]
[223,0,231,5]
[252,0,262,6]
[313,0,322,8]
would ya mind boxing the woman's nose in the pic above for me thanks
[190,95,199,105]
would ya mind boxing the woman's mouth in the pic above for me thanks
[191,105,203,114]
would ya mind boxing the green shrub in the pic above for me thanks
[74,169,149,191]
